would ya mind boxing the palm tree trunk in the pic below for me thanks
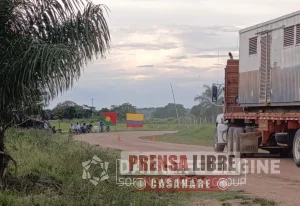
[0,128,5,186]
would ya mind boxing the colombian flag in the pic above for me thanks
[126,113,144,128]
[101,112,117,126]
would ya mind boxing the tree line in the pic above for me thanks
[46,101,189,121]
[47,84,224,122]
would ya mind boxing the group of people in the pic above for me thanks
[68,120,111,134]
[69,122,92,133]
[42,121,62,133]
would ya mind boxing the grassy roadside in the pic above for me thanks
[140,125,215,147]
[1,129,277,206]
[50,120,180,133]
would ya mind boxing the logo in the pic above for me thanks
[217,178,229,190]
[134,178,147,190]
[82,155,109,186]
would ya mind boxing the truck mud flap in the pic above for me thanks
[239,132,261,153]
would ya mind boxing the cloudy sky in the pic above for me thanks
[48,0,300,109]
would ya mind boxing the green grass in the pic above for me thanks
[1,129,277,206]
[4,129,186,206]
[140,124,215,147]
[50,119,182,133]
[215,193,276,206]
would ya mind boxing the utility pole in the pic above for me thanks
[91,98,95,116]
[170,83,180,127]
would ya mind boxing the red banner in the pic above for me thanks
[101,112,117,125]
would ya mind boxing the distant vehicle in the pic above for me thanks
[17,118,48,129]
[213,11,300,167]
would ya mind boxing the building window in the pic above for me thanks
[284,26,295,47]
[296,24,300,44]
[249,37,257,55]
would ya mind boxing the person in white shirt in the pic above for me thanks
[44,121,49,129]
[76,123,81,133]
[69,124,74,133]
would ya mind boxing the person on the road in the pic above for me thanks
[100,120,104,133]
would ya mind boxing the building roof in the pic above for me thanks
[239,10,300,34]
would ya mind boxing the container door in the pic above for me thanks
[259,33,272,104]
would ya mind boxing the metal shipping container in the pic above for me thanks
[238,11,300,107]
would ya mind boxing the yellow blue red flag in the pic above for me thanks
[126,113,144,128]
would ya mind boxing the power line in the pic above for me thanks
[91,98,95,116]
[217,49,219,85]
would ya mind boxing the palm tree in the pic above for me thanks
[194,84,224,121]
[0,0,110,176]
[194,84,223,102]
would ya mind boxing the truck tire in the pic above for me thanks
[293,130,300,167]
[227,127,235,153]
[233,127,244,154]
[213,129,225,152]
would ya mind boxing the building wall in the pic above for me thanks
[238,13,300,106]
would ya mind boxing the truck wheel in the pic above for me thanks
[213,129,225,152]
[227,127,235,153]
[233,127,244,154]
[293,130,300,167]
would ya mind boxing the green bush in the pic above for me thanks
[3,129,185,206]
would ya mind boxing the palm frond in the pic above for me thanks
[0,0,111,127]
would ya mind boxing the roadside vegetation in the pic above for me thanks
[3,129,182,206]
[140,124,216,147]
[1,129,277,206]
[50,117,203,133]
[51,120,182,133]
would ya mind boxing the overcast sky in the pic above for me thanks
[48,0,300,109]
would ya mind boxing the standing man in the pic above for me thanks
[43,121,49,130]
[69,123,73,133]
[100,119,104,133]
[76,122,81,133]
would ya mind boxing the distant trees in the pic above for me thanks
[190,104,202,118]
[100,108,110,112]
[48,102,190,120]
[110,103,136,121]
[52,101,93,120]
[49,102,137,121]
[151,103,187,119]
[48,88,224,122]
[136,108,156,119]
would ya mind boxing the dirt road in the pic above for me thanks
[74,131,300,206]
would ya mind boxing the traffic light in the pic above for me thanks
[212,84,218,102]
